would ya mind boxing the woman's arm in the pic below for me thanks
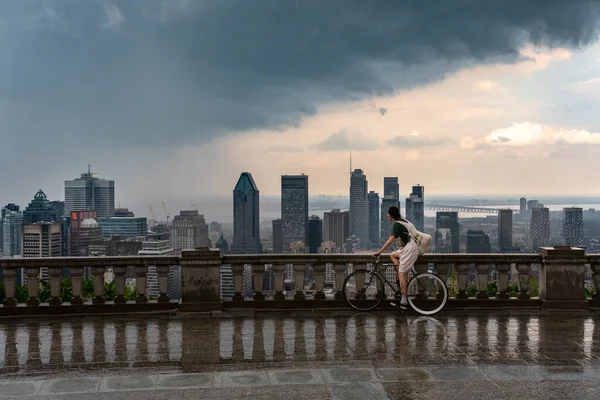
[374,235,395,256]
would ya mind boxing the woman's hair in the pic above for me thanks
[388,206,401,220]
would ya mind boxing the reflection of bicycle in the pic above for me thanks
[342,256,448,315]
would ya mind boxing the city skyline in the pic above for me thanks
[3,2,600,206]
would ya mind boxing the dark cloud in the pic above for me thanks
[387,133,454,148]
[1,0,599,154]
[314,130,378,151]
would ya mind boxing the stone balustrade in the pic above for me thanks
[0,247,598,316]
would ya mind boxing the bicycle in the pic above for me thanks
[342,255,448,315]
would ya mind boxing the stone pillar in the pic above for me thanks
[180,247,223,311]
[455,264,469,299]
[591,263,600,301]
[273,264,285,300]
[539,247,587,309]
[49,266,63,306]
[25,267,40,306]
[71,267,84,305]
[92,266,106,305]
[113,266,127,304]
[333,264,346,300]
[135,264,148,303]
[294,264,305,300]
[231,264,244,302]
[252,264,265,300]
[516,263,531,300]
[2,267,17,307]
[496,263,510,299]
[475,264,489,299]
[313,263,326,300]
[157,264,171,303]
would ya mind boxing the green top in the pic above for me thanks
[391,219,411,246]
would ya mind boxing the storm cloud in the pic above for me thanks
[1,0,600,153]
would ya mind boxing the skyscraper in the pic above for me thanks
[307,215,322,254]
[171,210,209,251]
[435,212,460,253]
[232,172,261,254]
[281,174,309,251]
[0,204,19,255]
[22,222,62,258]
[368,191,380,249]
[563,207,584,247]
[349,169,369,250]
[65,166,115,218]
[1,206,22,257]
[519,197,527,218]
[272,219,283,253]
[498,209,513,251]
[23,190,60,224]
[466,230,491,253]
[406,185,424,231]
[530,207,550,250]
[69,210,102,256]
[383,177,400,206]
[323,209,349,249]
[526,199,539,218]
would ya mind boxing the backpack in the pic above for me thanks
[395,220,432,254]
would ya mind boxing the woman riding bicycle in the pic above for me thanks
[373,206,420,309]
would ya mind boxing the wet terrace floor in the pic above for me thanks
[2,310,600,399]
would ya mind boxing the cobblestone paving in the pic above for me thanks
[1,310,600,399]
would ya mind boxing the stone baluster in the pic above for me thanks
[71,267,84,305]
[49,267,63,306]
[273,264,285,300]
[157,264,171,303]
[435,263,449,285]
[435,263,449,299]
[592,264,600,300]
[294,264,306,300]
[496,263,510,299]
[455,264,469,299]
[516,263,531,299]
[135,264,148,303]
[25,267,40,306]
[2,267,17,307]
[113,265,127,304]
[92,266,106,304]
[353,263,366,299]
[252,264,265,301]
[333,264,346,300]
[231,264,245,302]
[476,264,490,299]
[314,263,326,300]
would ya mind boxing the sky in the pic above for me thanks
[2,0,600,212]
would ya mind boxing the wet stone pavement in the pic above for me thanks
[1,310,600,399]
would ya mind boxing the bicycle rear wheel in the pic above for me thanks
[343,269,386,311]
[406,273,448,315]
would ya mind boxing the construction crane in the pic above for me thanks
[162,201,171,226]
[149,204,157,227]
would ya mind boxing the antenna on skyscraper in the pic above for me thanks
[88,164,91,174]
[349,151,352,175]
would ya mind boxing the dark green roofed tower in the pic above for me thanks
[23,190,59,224]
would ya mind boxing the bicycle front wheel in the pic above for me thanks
[343,269,385,311]
[406,273,448,315]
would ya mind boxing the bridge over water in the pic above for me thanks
[311,204,519,214]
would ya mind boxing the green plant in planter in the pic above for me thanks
[487,280,498,298]
[38,280,51,303]
[466,282,478,298]
[15,285,29,303]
